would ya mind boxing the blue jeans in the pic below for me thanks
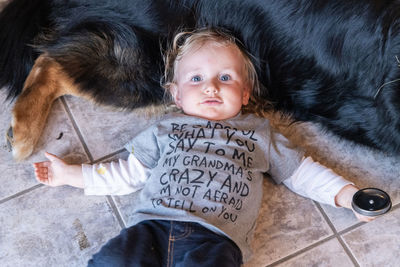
[88,220,242,267]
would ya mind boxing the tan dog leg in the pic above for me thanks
[9,54,83,161]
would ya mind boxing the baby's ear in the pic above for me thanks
[170,83,182,108]
[242,86,251,105]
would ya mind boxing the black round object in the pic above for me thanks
[352,188,392,217]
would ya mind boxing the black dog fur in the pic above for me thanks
[2,0,400,155]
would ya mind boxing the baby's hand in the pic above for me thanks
[33,152,68,186]
[33,152,84,188]
[335,184,377,222]
[352,210,376,222]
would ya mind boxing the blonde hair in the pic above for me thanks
[162,28,261,100]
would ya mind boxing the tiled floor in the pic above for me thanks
[0,88,399,267]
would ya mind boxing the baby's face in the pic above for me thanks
[171,42,250,121]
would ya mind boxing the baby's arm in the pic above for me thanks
[33,152,84,188]
[33,152,149,195]
[283,157,375,222]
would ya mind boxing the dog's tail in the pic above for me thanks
[0,0,52,100]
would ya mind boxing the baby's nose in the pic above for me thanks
[204,81,219,94]
[205,87,218,94]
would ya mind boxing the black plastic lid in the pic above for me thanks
[352,188,392,217]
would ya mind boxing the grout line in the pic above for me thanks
[106,195,126,229]
[266,200,398,266]
[59,96,128,230]
[0,184,44,205]
[334,200,400,267]
[60,96,94,163]
[267,201,363,267]
[313,201,360,267]
[336,235,360,267]
[266,235,336,267]
[266,202,337,266]
[313,201,338,235]
[337,221,365,236]
[93,149,127,164]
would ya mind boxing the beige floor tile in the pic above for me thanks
[244,179,333,266]
[342,207,400,267]
[0,159,37,200]
[275,238,354,267]
[0,186,121,267]
[320,204,359,232]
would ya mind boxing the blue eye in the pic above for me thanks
[220,74,231,81]
[191,75,202,82]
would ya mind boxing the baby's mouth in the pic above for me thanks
[201,98,223,105]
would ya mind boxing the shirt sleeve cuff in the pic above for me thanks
[329,179,354,207]
[82,164,97,195]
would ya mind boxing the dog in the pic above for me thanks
[1,0,400,161]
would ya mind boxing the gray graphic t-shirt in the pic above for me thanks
[125,112,303,261]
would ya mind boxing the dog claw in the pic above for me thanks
[5,125,35,161]
[5,126,13,152]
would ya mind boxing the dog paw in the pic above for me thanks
[5,126,13,152]
[6,125,35,161]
